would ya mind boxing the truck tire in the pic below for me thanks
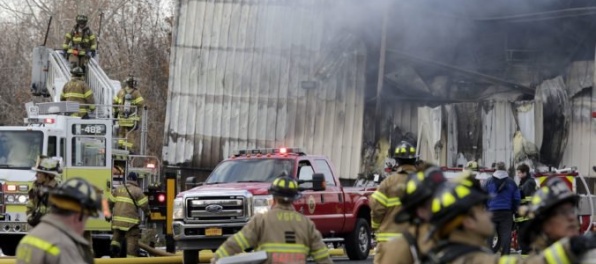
[344,218,371,260]
[183,249,198,264]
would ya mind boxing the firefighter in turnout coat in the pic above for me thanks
[113,75,145,150]
[370,141,418,264]
[212,176,332,264]
[62,14,97,69]
[26,156,61,227]
[16,178,100,264]
[384,167,447,264]
[108,172,149,257]
[60,67,95,117]
[424,179,596,264]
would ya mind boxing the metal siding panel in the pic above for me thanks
[482,101,515,169]
[165,1,366,178]
[341,52,358,179]
[561,91,593,176]
[223,1,241,158]
[210,2,226,166]
[239,3,259,152]
[351,52,366,179]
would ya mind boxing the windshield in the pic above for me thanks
[0,131,43,169]
[206,159,295,184]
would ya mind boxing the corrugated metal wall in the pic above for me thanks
[561,90,594,176]
[164,0,367,179]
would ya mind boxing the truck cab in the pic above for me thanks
[173,147,374,263]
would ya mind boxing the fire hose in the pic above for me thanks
[0,248,349,263]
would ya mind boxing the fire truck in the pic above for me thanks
[0,46,167,257]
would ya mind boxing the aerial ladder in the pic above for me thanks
[17,45,172,258]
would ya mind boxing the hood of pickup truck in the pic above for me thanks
[179,182,271,197]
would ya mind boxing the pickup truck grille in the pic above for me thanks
[186,196,246,222]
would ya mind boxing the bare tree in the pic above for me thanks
[0,0,172,156]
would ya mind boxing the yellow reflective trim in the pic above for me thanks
[257,243,309,254]
[498,256,518,264]
[114,197,135,204]
[20,236,61,256]
[432,198,441,213]
[137,197,148,206]
[371,220,380,229]
[215,247,229,258]
[89,35,96,40]
[126,255,137,258]
[84,90,93,98]
[311,247,329,260]
[372,191,400,207]
[376,233,402,242]
[234,232,250,250]
[132,97,144,104]
[62,92,86,99]
[406,181,417,194]
[113,216,140,224]
[62,44,69,49]
[454,185,470,198]
[441,192,456,208]
[544,242,570,264]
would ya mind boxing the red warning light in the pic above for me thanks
[44,118,55,124]
[157,193,166,203]
[279,148,287,154]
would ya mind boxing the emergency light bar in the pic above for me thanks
[24,118,55,125]
[233,147,306,157]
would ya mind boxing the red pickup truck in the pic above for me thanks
[172,148,375,263]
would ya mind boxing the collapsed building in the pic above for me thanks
[364,0,596,183]
[163,0,596,186]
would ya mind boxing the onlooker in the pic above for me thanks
[515,163,537,255]
[485,161,520,255]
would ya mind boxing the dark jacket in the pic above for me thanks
[485,170,521,211]
[519,176,538,205]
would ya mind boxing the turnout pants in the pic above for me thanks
[111,226,141,257]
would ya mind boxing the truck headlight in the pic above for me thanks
[17,195,28,204]
[173,198,184,219]
[253,195,273,215]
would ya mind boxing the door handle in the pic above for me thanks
[321,194,325,204]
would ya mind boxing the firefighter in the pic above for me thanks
[424,180,596,263]
[60,66,96,118]
[212,176,332,264]
[26,156,61,227]
[518,177,584,255]
[370,141,418,264]
[113,75,145,150]
[62,14,97,69]
[108,172,149,258]
[16,177,100,264]
[515,163,537,255]
[385,167,447,264]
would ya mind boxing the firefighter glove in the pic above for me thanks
[570,234,596,255]
[105,216,112,222]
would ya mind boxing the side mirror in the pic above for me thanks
[185,176,201,190]
[312,173,326,191]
